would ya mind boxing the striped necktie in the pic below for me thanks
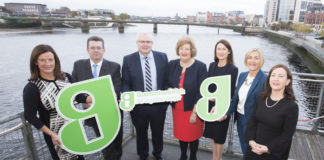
[92,64,98,78]
[144,57,152,91]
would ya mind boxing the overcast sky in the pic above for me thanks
[2,0,267,17]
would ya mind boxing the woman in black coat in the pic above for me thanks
[203,39,238,160]
[167,37,207,160]
[245,64,299,160]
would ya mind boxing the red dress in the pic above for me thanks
[172,72,204,142]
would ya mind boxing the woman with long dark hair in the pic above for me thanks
[203,39,238,160]
[244,64,298,160]
[23,44,87,160]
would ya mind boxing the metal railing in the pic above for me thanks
[0,72,323,159]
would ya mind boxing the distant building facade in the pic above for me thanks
[196,12,207,23]
[0,6,10,16]
[186,16,196,22]
[266,0,279,24]
[294,0,322,22]
[246,14,264,26]
[50,7,71,18]
[304,3,324,24]
[266,0,299,24]
[226,11,245,24]
[277,0,296,22]
[4,3,48,16]
[210,12,226,24]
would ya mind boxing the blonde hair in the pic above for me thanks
[244,48,265,68]
[176,36,197,57]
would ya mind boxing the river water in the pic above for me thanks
[0,24,311,118]
[0,24,316,158]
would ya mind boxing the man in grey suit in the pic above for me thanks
[72,36,123,160]
[122,33,168,160]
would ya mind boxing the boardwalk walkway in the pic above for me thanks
[121,137,241,160]
[289,131,324,160]
[119,130,324,160]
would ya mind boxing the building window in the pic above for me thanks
[299,11,305,22]
[301,1,308,10]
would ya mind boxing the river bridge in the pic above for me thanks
[0,72,323,160]
[0,16,264,34]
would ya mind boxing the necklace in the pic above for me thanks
[265,97,282,108]
[244,76,254,86]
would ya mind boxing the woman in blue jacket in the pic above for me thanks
[220,48,267,155]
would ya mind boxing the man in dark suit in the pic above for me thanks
[122,33,168,160]
[72,36,123,160]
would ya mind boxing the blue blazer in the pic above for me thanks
[226,70,267,120]
[167,59,208,111]
[122,50,168,92]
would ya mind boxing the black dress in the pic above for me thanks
[244,97,299,160]
[203,62,238,144]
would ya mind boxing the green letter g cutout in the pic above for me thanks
[196,75,231,122]
[56,76,120,154]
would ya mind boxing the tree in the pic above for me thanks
[119,13,129,20]
[110,12,116,19]
[279,21,290,30]
[59,7,71,13]
[71,11,80,17]
[271,23,280,31]
[292,23,313,38]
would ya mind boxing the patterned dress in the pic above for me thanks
[29,75,79,160]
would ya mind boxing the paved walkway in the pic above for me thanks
[121,137,241,160]
[276,30,324,63]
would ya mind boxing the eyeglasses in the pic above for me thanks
[89,47,103,50]
[137,40,152,44]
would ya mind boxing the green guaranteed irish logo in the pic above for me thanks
[196,75,231,122]
[120,88,185,111]
[55,75,230,154]
[56,76,120,154]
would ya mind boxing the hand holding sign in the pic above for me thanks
[196,75,231,122]
[56,76,120,154]
[55,75,230,154]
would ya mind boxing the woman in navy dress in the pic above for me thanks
[203,39,238,160]
[167,37,207,160]
[245,64,298,160]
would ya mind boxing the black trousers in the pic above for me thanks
[89,111,124,160]
[130,105,167,159]
[43,133,60,160]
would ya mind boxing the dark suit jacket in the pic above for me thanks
[72,58,121,99]
[121,50,168,108]
[226,70,267,120]
[167,59,208,111]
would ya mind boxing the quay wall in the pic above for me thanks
[263,30,324,74]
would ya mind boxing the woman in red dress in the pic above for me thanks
[167,37,208,160]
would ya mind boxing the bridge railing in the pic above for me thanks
[0,72,323,159]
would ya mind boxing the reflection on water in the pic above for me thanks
[287,53,311,73]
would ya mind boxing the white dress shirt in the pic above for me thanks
[237,75,254,115]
